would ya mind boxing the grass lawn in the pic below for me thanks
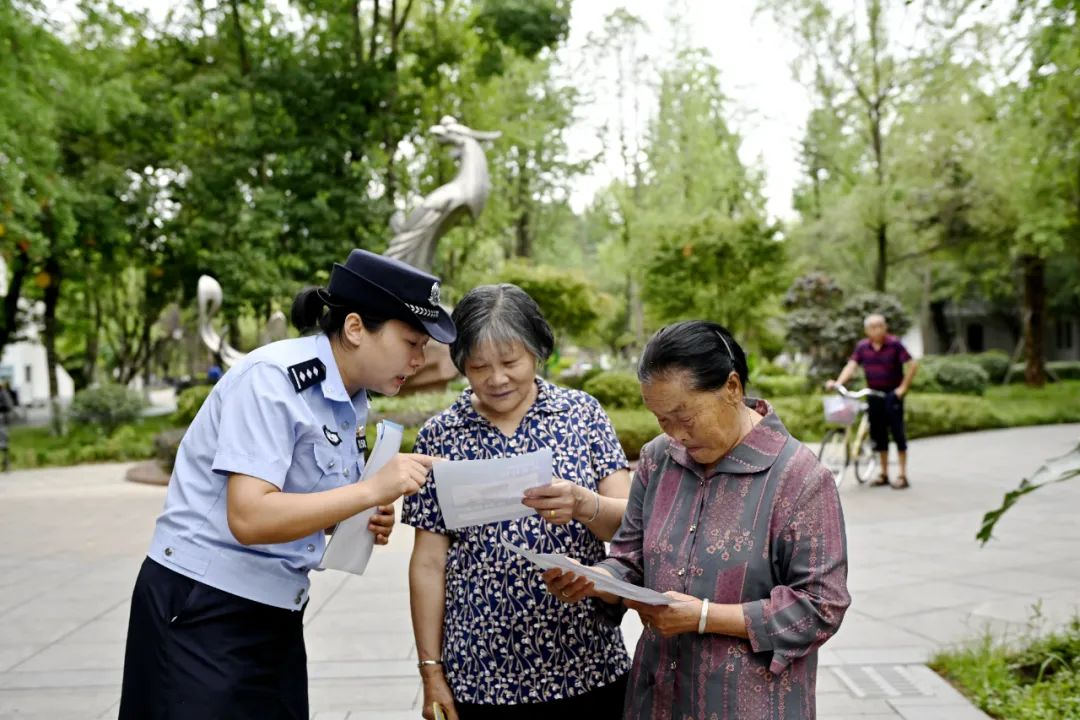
[931,618,1080,720]
[6,414,177,469]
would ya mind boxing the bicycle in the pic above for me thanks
[818,384,886,487]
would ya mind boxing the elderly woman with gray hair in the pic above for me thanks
[404,284,632,720]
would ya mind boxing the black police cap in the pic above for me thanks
[327,250,457,344]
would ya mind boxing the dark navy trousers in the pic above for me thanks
[866,391,908,452]
[119,557,308,719]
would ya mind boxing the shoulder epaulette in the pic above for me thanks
[286,358,326,393]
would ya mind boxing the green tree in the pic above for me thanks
[634,51,783,345]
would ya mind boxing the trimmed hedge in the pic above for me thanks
[915,356,990,395]
[69,384,146,434]
[748,374,809,398]
[558,366,605,391]
[172,384,214,425]
[583,371,643,409]
[606,408,661,460]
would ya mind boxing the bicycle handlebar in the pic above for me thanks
[830,383,887,399]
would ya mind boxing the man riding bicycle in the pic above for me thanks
[827,314,918,489]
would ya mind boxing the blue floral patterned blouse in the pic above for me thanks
[402,378,632,705]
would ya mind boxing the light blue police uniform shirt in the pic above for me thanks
[148,333,367,610]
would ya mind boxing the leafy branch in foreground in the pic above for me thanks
[978,440,1080,545]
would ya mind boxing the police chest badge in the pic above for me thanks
[356,425,368,456]
[322,425,342,446]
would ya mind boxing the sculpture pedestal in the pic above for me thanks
[403,342,459,395]
[125,460,170,486]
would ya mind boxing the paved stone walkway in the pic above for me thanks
[1,424,1078,719]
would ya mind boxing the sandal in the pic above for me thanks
[891,475,910,489]
[870,475,889,487]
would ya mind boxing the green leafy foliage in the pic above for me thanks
[495,262,602,339]
[977,438,1080,546]
[68,384,146,434]
[783,272,912,382]
[643,212,785,341]
[8,415,174,469]
[557,366,604,391]
[582,371,642,409]
[171,385,214,426]
[748,374,809,398]
[606,409,661,461]
[917,357,990,396]
[931,618,1080,719]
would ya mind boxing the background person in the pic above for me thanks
[827,313,919,488]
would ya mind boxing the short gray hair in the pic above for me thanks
[449,284,555,374]
[864,313,887,328]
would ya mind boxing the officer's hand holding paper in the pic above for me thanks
[320,421,402,575]
[501,538,672,605]
[434,449,553,530]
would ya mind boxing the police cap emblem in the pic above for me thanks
[428,282,441,306]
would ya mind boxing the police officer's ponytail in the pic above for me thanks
[291,286,391,336]
[290,287,328,333]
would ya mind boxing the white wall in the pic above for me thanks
[0,342,75,406]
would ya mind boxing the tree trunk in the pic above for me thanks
[42,255,63,435]
[1021,253,1047,387]
[228,0,251,75]
[514,153,531,258]
[0,248,29,351]
[875,221,887,291]
[352,0,364,68]
[81,289,102,389]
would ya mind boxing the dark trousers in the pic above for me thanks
[456,674,628,720]
[867,392,907,452]
[119,557,308,720]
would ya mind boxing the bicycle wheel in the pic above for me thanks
[851,415,878,484]
[818,428,848,487]
[852,436,879,484]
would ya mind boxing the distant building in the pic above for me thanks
[0,259,75,407]
[922,299,1079,362]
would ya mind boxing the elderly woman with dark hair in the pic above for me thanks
[544,320,850,720]
[404,284,633,720]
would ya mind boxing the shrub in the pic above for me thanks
[369,389,458,428]
[558,365,604,391]
[583,371,643,409]
[970,351,1010,384]
[1050,361,1080,381]
[607,409,660,460]
[153,427,188,471]
[783,273,913,383]
[916,356,990,395]
[754,359,790,377]
[770,396,828,441]
[905,393,1002,436]
[748,374,808,398]
[69,384,146,434]
[172,384,214,426]
[932,360,989,395]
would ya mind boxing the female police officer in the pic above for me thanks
[119,249,457,719]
